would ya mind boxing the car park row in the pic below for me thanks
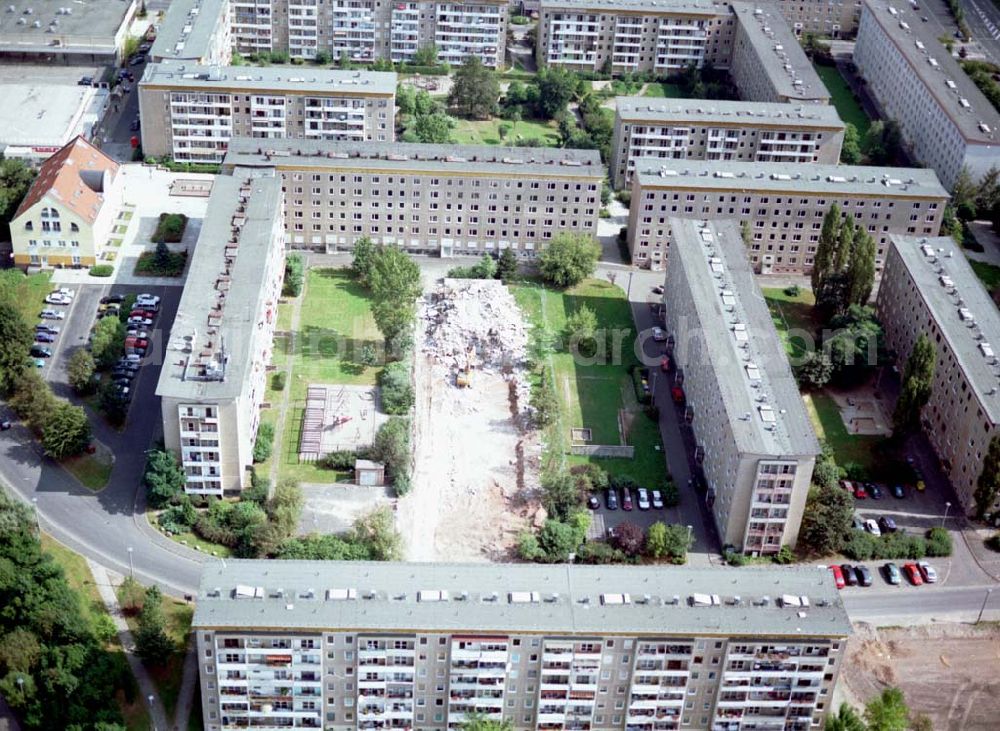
[830,560,938,589]
[90,292,161,408]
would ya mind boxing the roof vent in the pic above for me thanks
[326,588,357,601]
[600,593,632,605]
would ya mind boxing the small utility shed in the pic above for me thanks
[355,459,385,486]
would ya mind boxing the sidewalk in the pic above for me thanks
[87,560,171,731]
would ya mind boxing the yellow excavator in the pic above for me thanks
[456,346,474,388]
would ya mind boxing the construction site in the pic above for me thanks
[398,279,541,562]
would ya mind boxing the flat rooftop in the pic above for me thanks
[0,84,106,148]
[669,218,820,459]
[150,0,225,62]
[193,560,852,638]
[861,0,1000,143]
[732,2,829,104]
[540,0,728,15]
[224,137,605,178]
[634,159,948,198]
[616,96,844,128]
[0,0,133,54]
[888,235,1000,424]
[141,62,397,96]
[156,175,282,403]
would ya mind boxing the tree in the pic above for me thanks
[812,203,840,295]
[145,449,186,508]
[824,703,866,731]
[448,56,499,119]
[840,123,862,164]
[67,349,96,394]
[565,304,599,357]
[612,520,646,556]
[530,369,560,426]
[795,350,833,389]
[496,247,518,281]
[350,506,403,560]
[153,240,172,270]
[0,299,32,394]
[541,470,583,521]
[534,67,580,118]
[0,157,36,237]
[9,369,57,432]
[314,49,332,65]
[283,253,304,297]
[352,236,377,285]
[411,112,454,143]
[368,246,422,344]
[90,315,126,370]
[41,402,91,459]
[847,227,877,307]
[864,687,910,731]
[461,713,513,731]
[892,334,935,434]
[252,422,275,463]
[974,434,1000,518]
[645,522,692,561]
[799,484,854,555]
[267,479,304,538]
[134,586,173,665]
[824,306,884,384]
[833,214,855,275]
[379,360,414,414]
[412,44,438,66]
[538,232,601,288]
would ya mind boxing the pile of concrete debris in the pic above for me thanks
[422,278,528,374]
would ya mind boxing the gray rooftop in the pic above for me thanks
[888,235,1000,423]
[223,137,605,178]
[0,0,134,54]
[540,0,727,14]
[634,159,948,198]
[668,218,820,459]
[150,0,226,63]
[156,175,282,403]
[141,62,397,96]
[193,560,851,638]
[615,96,844,128]
[732,2,829,104]
[861,0,1000,143]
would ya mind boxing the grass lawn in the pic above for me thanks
[642,82,685,98]
[512,279,668,487]
[813,64,871,135]
[762,286,819,360]
[803,391,883,472]
[148,508,235,558]
[0,269,51,325]
[61,448,114,490]
[275,268,382,483]
[971,259,1000,294]
[451,117,560,146]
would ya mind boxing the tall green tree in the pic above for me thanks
[892,334,936,434]
[840,123,862,164]
[496,247,518,281]
[134,586,173,665]
[411,112,454,143]
[67,349,96,394]
[538,232,601,288]
[144,449,187,508]
[799,484,854,555]
[41,402,91,459]
[352,236,376,285]
[974,434,1000,518]
[412,44,438,66]
[847,227,877,307]
[534,67,581,119]
[368,246,422,344]
[448,56,499,119]
[834,214,855,273]
[864,687,910,731]
[0,157,36,237]
[812,203,841,294]
[8,369,57,433]
[824,703,866,731]
[90,316,126,370]
[0,299,32,394]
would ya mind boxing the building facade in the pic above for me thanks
[223,137,603,255]
[626,160,948,272]
[663,219,819,553]
[155,0,509,67]
[10,136,123,269]
[156,175,285,496]
[610,97,844,188]
[854,0,1000,190]
[773,0,861,37]
[876,235,1000,514]
[138,63,396,163]
[194,560,851,731]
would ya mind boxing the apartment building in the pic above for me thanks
[194,560,850,731]
[854,0,1000,190]
[626,160,948,272]
[0,0,139,64]
[877,235,1000,514]
[155,0,509,67]
[663,219,819,554]
[138,63,396,163]
[156,175,285,496]
[773,0,861,37]
[222,137,602,255]
[610,97,844,188]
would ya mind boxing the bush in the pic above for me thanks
[986,533,1000,553]
[773,545,795,564]
[372,417,411,495]
[576,541,627,564]
[272,371,286,390]
[252,422,274,463]
[925,526,953,557]
[612,521,645,556]
[784,284,801,298]
[158,502,196,534]
[842,531,928,561]
[661,480,679,507]
[283,253,304,297]
[379,360,414,414]
[319,450,360,471]
[135,248,187,277]
[89,264,114,277]
[724,550,748,566]
[151,213,188,243]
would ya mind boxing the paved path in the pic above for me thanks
[88,561,171,731]
[173,637,199,731]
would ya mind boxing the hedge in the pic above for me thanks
[89,264,114,277]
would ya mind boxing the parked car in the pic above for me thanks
[45,293,71,305]
[852,515,865,532]
[651,285,664,295]
[32,358,45,368]
[892,484,906,499]
[605,488,618,510]
[35,323,60,335]
[878,516,897,534]
[111,369,136,381]
[127,316,153,327]
[854,483,868,499]
[651,327,667,342]
[129,54,146,66]
[116,360,140,373]
[902,563,923,586]
[138,42,152,53]
[636,487,650,510]
[123,353,142,363]
[130,118,140,131]
[39,309,65,320]
[855,565,873,587]
[864,519,881,537]
[136,293,160,305]
[868,483,883,500]
[30,346,52,358]
[100,309,120,320]
[651,490,664,509]
[622,488,634,511]
[587,494,600,510]
[841,564,859,587]
[101,294,125,305]
[829,565,845,590]
[917,561,938,583]
[130,309,157,320]
[35,332,55,343]
[78,76,93,86]
[53,288,74,298]
[0,420,11,431]
[883,562,902,585]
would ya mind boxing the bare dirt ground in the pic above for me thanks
[842,623,1000,730]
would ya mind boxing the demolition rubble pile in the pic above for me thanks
[420,278,531,405]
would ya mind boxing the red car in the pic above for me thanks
[130,309,156,320]
[660,356,670,372]
[621,488,634,511]
[671,386,685,403]
[902,563,923,586]
[829,565,846,590]
[853,483,868,499]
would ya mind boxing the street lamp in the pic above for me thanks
[127,546,134,579]
[977,588,993,624]
[686,524,694,547]
[941,501,951,528]
[147,694,157,731]
[31,497,39,533]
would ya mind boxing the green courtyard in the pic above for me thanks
[450,117,560,146]
[813,63,872,135]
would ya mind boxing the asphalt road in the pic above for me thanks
[962,0,1000,63]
